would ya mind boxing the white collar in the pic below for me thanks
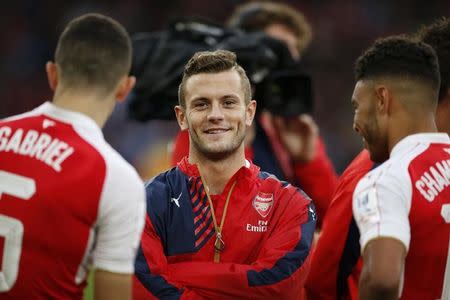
[33,101,104,140]
[390,132,450,158]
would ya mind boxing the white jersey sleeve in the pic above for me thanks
[92,147,146,274]
[352,160,412,252]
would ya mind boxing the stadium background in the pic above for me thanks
[0,1,449,297]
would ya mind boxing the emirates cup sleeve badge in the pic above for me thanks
[253,192,274,218]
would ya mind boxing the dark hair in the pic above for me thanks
[355,36,440,93]
[55,13,132,93]
[227,2,312,55]
[178,50,251,107]
[416,17,450,102]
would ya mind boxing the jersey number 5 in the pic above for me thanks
[0,170,36,292]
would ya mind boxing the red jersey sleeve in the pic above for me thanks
[293,137,339,226]
[305,150,373,300]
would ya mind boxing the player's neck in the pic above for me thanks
[190,148,246,195]
[436,95,450,136]
[52,89,115,129]
[389,112,437,154]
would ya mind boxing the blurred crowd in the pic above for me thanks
[2,0,449,178]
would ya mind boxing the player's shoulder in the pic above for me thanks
[97,144,145,217]
[0,108,48,134]
[256,171,315,225]
[332,151,375,201]
[1,109,40,123]
[356,158,403,193]
[341,150,374,180]
[257,170,311,204]
[62,114,141,186]
[1,102,64,125]
[143,166,191,218]
[144,166,184,197]
[354,144,425,198]
[102,143,143,187]
[257,170,290,189]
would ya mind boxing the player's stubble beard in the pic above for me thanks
[189,122,246,162]
[365,114,389,163]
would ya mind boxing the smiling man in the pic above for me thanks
[351,37,450,300]
[133,50,316,299]
[305,18,450,300]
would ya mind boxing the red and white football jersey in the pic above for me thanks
[0,102,146,299]
[353,133,450,300]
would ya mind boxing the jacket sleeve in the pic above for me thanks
[293,137,338,226]
[305,150,372,300]
[134,216,207,300]
[166,194,316,300]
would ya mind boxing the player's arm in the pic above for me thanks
[167,191,316,300]
[92,161,147,299]
[305,175,359,300]
[359,238,406,300]
[294,137,338,225]
[305,150,373,300]
[94,269,132,300]
[352,168,411,300]
[134,215,207,300]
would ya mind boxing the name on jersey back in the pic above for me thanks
[415,158,450,202]
[0,126,74,172]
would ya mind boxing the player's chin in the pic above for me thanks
[204,142,230,154]
[204,141,240,156]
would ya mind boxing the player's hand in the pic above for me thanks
[271,113,319,163]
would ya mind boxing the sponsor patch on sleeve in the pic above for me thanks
[355,187,380,224]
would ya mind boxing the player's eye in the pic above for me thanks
[193,102,208,110]
[223,99,236,107]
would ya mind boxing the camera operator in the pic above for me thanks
[171,2,338,224]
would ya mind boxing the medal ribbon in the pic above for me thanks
[200,172,237,263]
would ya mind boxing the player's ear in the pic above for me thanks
[245,100,257,126]
[46,61,58,91]
[374,85,392,115]
[116,76,136,102]
[175,105,188,130]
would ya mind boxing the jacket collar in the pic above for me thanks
[177,156,260,194]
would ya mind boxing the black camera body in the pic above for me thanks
[256,69,313,118]
[128,18,313,121]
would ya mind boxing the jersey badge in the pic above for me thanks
[253,192,274,218]
[355,187,380,224]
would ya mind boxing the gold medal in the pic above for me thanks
[214,233,225,252]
